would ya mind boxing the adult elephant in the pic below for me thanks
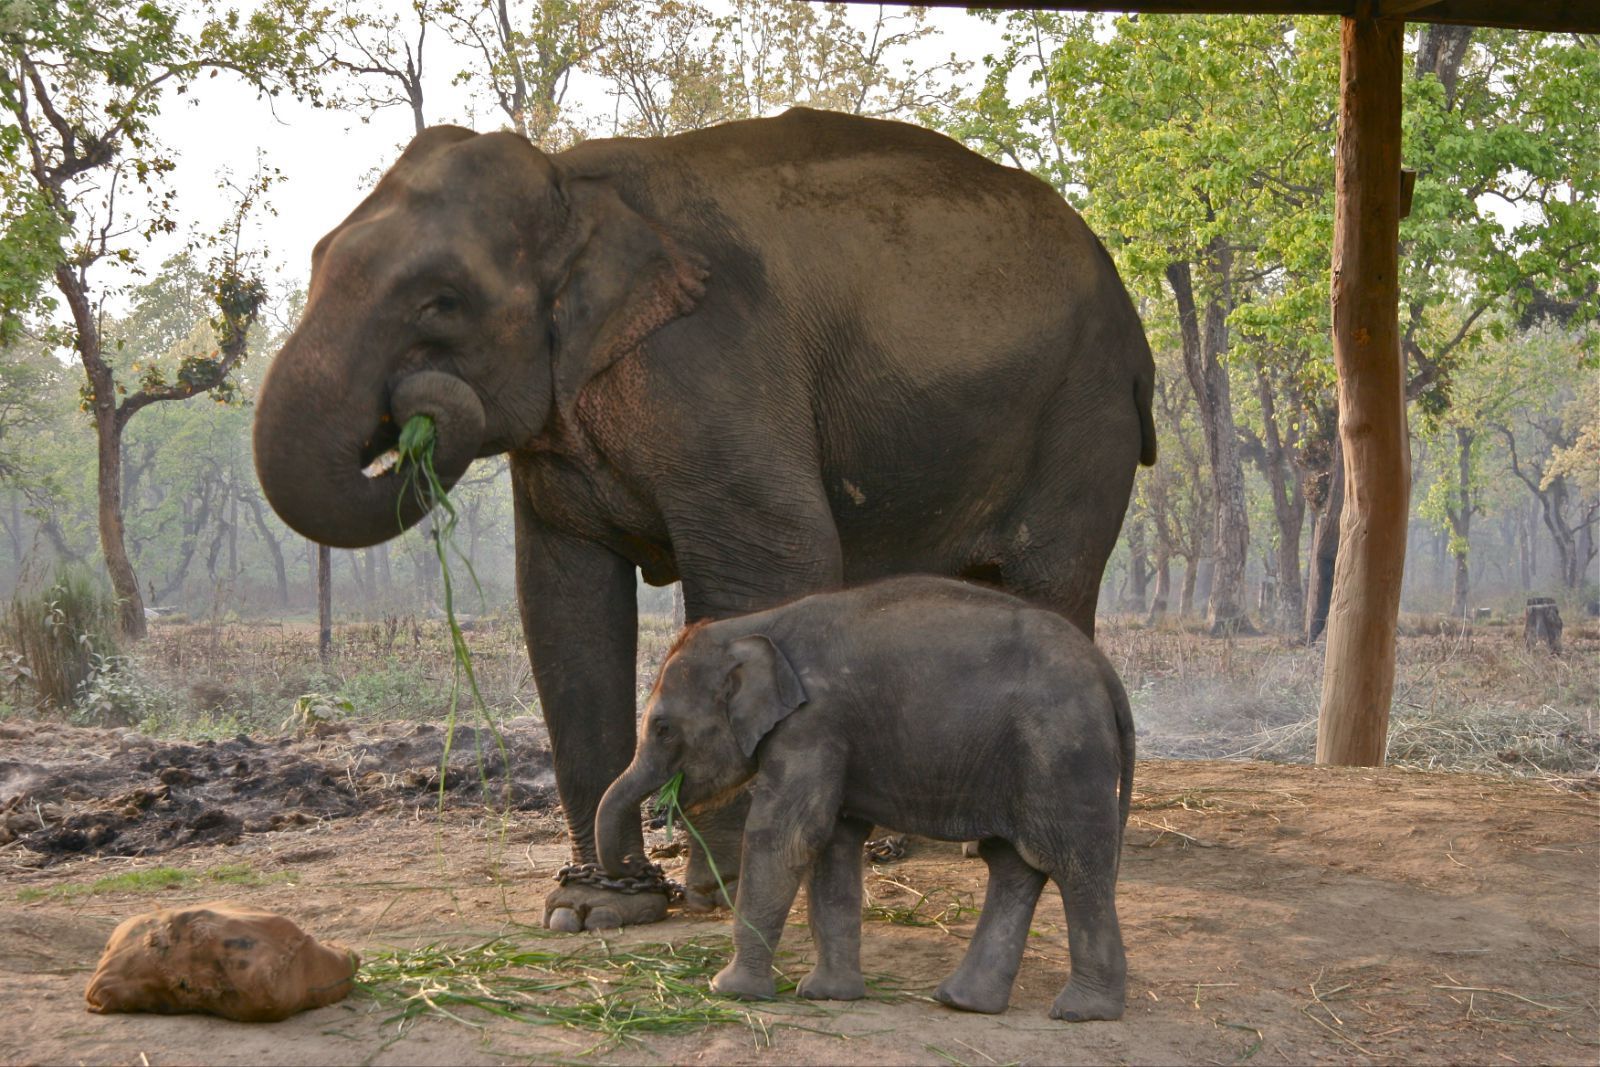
[253,108,1157,932]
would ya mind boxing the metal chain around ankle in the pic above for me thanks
[864,835,907,863]
[554,861,685,902]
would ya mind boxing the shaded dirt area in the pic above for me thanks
[2,757,1596,1066]
[0,718,556,860]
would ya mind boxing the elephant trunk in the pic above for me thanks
[253,335,486,549]
[596,750,674,878]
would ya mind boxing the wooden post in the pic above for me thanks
[1315,10,1409,767]
[317,542,332,663]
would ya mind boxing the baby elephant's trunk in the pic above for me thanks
[595,755,671,877]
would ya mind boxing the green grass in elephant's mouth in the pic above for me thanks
[654,772,776,951]
[390,413,512,819]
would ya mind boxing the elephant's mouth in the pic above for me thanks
[357,418,404,479]
[254,366,487,549]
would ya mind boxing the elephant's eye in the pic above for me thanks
[653,719,672,739]
[419,291,463,323]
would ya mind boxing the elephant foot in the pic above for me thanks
[543,882,669,932]
[1049,982,1125,1022]
[710,962,775,1000]
[934,972,1011,1015]
[797,968,865,1001]
[682,875,738,913]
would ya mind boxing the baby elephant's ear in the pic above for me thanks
[724,635,808,758]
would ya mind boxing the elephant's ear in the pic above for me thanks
[724,635,808,758]
[549,181,709,427]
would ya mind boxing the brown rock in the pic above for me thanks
[84,902,358,1023]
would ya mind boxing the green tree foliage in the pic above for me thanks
[941,15,1597,626]
[1402,29,1600,415]
[590,0,964,138]
[437,0,603,148]
[0,0,317,635]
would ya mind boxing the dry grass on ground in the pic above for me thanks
[1097,614,1599,787]
[10,610,1592,789]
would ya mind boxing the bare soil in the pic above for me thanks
[2,740,1595,1066]
[0,718,556,859]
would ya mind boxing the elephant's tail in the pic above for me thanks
[1134,367,1158,468]
[1104,659,1136,835]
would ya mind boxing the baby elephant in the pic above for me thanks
[595,575,1133,1021]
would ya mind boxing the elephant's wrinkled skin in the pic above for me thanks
[253,108,1156,931]
[597,576,1134,1022]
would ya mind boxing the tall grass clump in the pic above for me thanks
[3,568,119,710]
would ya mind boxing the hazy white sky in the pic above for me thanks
[149,3,1012,298]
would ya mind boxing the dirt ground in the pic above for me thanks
[2,731,1595,1067]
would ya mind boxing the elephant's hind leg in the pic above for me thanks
[1047,839,1127,1021]
[934,838,1045,1015]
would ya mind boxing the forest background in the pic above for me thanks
[0,1,1594,715]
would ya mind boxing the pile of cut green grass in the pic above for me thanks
[358,933,779,1047]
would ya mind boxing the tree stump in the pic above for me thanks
[1524,597,1563,654]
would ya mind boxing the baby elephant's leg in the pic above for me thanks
[711,784,836,1001]
[934,838,1046,1014]
[1048,835,1127,1022]
[797,816,872,1000]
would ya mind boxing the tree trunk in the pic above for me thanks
[1528,496,1539,580]
[96,413,146,638]
[1179,557,1198,618]
[242,492,289,607]
[1415,24,1473,106]
[1517,503,1531,589]
[157,480,215,604]
[317,543,332,662]
[1578,512,1596,587]
[62,254,146,638]
[1256,371,1306,631]
[376,541,393,598]
[227,476,239,576]
[5,494,21,582]
[1126,518,1150,614]
[1448,426,1474,618]
[1166,258,1251,635]
[346,549,369,601]
[1305,433,1345,643]
[1148,542,1171,624]
[415,516,441,608]
[1316,13,1409,768]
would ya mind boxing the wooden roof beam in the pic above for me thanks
[933,1,1600,34]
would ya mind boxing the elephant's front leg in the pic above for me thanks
[517,507,660,932]
[668,480,844,909]
[711,769,841,1000]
